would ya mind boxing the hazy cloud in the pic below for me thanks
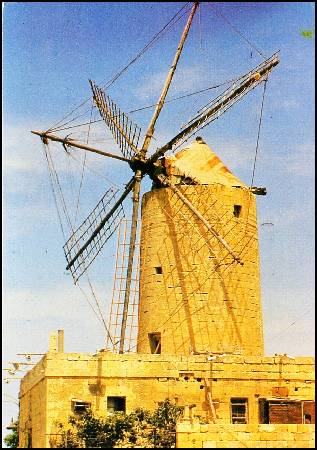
[4,279,112,323]
[134,65,208,101]
[282,142,315,177]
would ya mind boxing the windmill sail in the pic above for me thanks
[148,52,279,164]
[64,188,125,282]
[173,52,279,149]
[90,80,142,159]
[31,2,281,354]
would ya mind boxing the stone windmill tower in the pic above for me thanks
[32,2,278,357]
[137,138,264,356]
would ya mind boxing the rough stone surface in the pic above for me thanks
[138,183,264,355]
[18,353,315,448]
[177,423,315,448]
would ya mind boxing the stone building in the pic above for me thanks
[18,140,315,448]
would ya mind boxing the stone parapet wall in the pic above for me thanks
[176,423,315,448]
[18,352,315,448]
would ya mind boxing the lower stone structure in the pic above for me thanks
[18,347,315,448]
[176,422,315,448]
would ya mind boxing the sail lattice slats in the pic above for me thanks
[64,188,125,283]
[169,52,279,152]
[90,80,142,159]
[106,219,139,353]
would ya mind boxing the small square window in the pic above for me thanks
[155,266,163,274]
[107,396,126,413]
[233,205,242,218]
[230,398,248,424]
[72,400,91,414]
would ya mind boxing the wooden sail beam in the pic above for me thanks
[139,1,199,159]
[148,52,279,165]
[65,176,136,271]
[118,171,142,354]
[31,130,131,163]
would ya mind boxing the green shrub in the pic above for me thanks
[53,399,183,448]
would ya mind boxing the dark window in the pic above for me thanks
[72,400,91,414]
[155,266,163,274]
[27,429,32,448]
[233,204,242,218]
[303,401,315,424]
[259,399,269,424]
[107,396,126,413]
[148,333,161,354]
[230,398,248,424]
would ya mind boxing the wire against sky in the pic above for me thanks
[46,2,192,133]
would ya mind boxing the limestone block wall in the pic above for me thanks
[18,357,47,448]
[18,353,314,447]
[176,423,315,448]
[137,184,264,356]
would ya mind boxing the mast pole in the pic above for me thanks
[118,2,199,353]
[118,171,141,354]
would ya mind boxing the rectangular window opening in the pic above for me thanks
[233,204,242,218]
[72,400,91,414]
[148,332,161,354]
[155,266,163,274]
[230,398,248,424]
[107,396,126,414]
[258,399,314,424]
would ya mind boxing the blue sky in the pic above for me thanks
[2,1,315,442]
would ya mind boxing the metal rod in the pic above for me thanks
[119,171,142,354]
[31,130,131,163]
[139,1,199,158]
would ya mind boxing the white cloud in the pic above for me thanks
[3,122,45,173]
[3,120,130,213]
[3,120,128,175]
[134,65,208,101]
[212,140,256,171]
[3,279,113,323]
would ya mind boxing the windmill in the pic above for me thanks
[31,2,279,355]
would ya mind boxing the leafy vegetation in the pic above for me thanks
[3,421,19,448]
[52,399,183,448]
